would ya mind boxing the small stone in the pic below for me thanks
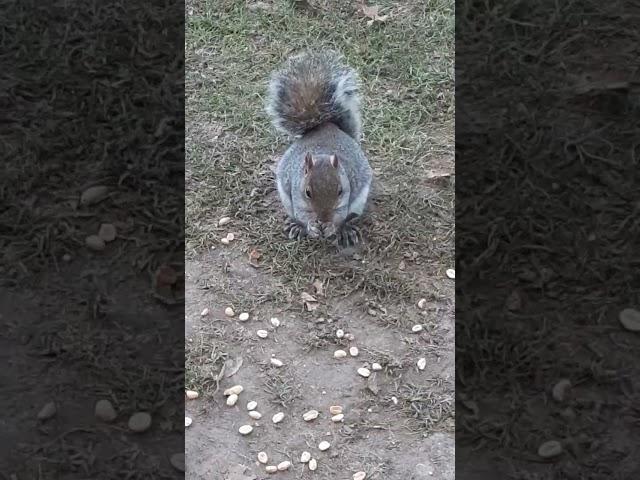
[239,424,253,435]
[391,396,398,405]
[331,413,344,422]
[329,405,343,415]
[619,308,640,332]
[218,217,231,226]
[372,363,382,371]
[226,232,235,241]
[257,329,268,338]
[62,253,72,262]
[186,390,199,400]
[225,307,235,317]
[98,223,117,242]
[221,237,230,245]
[85,235,105,251]
[169,453,185,472]
[226,394,239,406]
[318,441,331,451]
[552,379,572,402]
[270,317,280,327]
[272,412,285,424]
[277,461,291,471]
[336,329,344,338]
[412,324,424,333]
[265,466,278,473]
[270,358,284,367]
[185,416,192,427]
[309,458,318,471]
[300,451,311,463]
[303,410,319,421]
[128,412,152,433]
[417,298,427,309]
[94,399,117,422]
[417,358,427,370]
[37,402,57,420]
[538,440,563,458]
[258,451,268,464]
[224,385,243,396]
[80,185,109,205]
[357,367,371,378]
[353,472,367,480]
[334,349,347,359]
[238,312,250,321]
[446,268,455,279]
[200,308,209,316]
[345,333,355,341]
[349,346,359,357]
[249,411,262,419]
[247,401,257,411]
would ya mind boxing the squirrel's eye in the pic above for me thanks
[305,188,312,198]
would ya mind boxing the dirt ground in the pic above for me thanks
[185,1,455,479]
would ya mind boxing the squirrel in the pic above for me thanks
[265,50,373,247]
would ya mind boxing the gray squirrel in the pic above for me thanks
[265,50,373,247]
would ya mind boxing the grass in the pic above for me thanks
[185,0,455,303]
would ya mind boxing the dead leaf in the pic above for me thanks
[361,4,380,19]
[226,464,256,480]
[426,169,452,179]
[312,279,324,296]
[366,373,379,395]
[248,248,261,267]
[398,260,406,271]
[224,356,243,378]
[301,292,317,303]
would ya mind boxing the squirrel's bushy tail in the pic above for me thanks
[266,50,362,140]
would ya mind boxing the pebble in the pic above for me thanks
[334,349,347,359]
[619,308,640,331]
[185,416,192,427]
[349,346,359,357]
[372,363,382,371]
[186,390,199,400]
[247,401,257,411]
[226,394,239,406]
[225,307,235,317]
[329,406,343,415]
[238,312,250,321]
[221,237,230,245]
[238,424,253,435]
[224,385,243,396]
[37,402,57,420]
[552,379,572,402]
[412,324,424,333]
[331,414,344,422]
[128,412,152,433]
[218,217,231,226]
[265,466,277,473]
[80,185,109,205]
[62,253,72,262]
[200,308,209,317]
[538,440,563,458]
[300,451,311,463]
[277,461,291,471]
[94,399,117,422]
[258,452,268,464]
[357,367,371,378]
[446,268,455,279]
[309,458,318,470]
[417,298,427,309]
[336,329,344,338]
[303,410,319,421]
[270,358,284,367]
[226,232,235,241]
[85,235,105,251]
[417,358,427,370]
[272,412,285,424]
[318,441,331,451]
[391,396,398,405]
[169,453,185,472]
[270,317,280,327]
[98,223,117,242]
[345,333,355,341]
[257,329,269,338]
[249,411,262,420]
[353,473,366,480]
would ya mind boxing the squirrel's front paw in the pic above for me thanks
[283,220,307,240]
[338,223,362,247]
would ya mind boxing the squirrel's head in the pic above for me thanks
[302,152,345,224]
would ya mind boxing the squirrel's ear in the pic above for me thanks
[329,154,339,169]
[304,153,314,174]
